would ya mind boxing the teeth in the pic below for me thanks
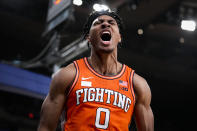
[102,31,110,35]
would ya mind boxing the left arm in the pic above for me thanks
[133,73,154,131]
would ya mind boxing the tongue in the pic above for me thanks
[102,41,110,45]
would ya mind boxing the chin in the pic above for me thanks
[98,47,114,54]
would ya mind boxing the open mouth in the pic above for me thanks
[101,32,111,41]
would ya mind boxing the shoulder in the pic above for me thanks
[133,73,151,105]
[133,73,148,89]
[49,63,76,98]
[52,63,76,83]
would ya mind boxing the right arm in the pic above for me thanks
[37,63,76,131]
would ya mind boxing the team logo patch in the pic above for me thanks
[119,87,128,91]
[119,80,128,91]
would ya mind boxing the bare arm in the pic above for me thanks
[133,73,154,131]
[37,63,76,131]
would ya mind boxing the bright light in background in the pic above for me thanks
[137,28,143,35]
[179,37,185,44]
[73,0,82,6]
[93,4,110,12]
[181,20,196,31]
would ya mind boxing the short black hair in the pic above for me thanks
[83,10,124,39]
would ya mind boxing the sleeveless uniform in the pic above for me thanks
[64,57,135,131]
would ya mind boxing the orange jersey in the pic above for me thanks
[64,57,135,131]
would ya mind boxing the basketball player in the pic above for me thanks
[38,10,154,131]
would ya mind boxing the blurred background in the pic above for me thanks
[0,0,197,130]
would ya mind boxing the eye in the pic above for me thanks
[93,19,104,26]
[93,21,100,26]
[110,22,115,25]
[109,20,116,25]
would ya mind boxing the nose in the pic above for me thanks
[101,22,110,29]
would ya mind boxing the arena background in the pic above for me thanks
[0,0,196,130]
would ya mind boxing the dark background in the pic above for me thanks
[0,0,197,130]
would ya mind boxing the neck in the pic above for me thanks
[88,50,122,76]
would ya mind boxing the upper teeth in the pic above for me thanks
[102,31,110,35]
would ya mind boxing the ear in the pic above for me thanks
[86,34,90,42]
[119,34,122,43]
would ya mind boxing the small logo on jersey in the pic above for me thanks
[82,77,93,80]
[119,87,128,91]
[119,80,128,91]
[81,81,92,87]
[119,80,128,87]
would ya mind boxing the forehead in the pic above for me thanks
[92,15,116,23]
